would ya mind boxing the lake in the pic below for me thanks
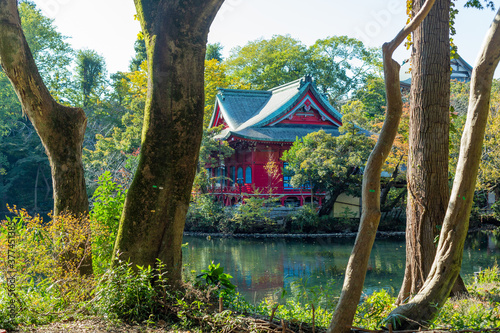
[182,231,500,304]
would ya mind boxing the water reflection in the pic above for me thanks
[182,231,500,303]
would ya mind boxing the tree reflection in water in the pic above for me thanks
[182,231,500,303]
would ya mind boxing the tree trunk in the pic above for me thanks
[326,2,436,332]
[398,0,468,304]
[114,0,223,287]
[388,8,500,329]
[0,0,91,275]
[318,190,342,217]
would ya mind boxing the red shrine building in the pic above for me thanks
[207,76,359,212]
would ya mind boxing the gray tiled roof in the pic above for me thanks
[211,76,344,143]
[214,90,271,129]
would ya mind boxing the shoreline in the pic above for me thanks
[184,230,405,239]
[184,225,499,240]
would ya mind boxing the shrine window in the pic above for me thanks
[283,162,293,189]
[215,168,220,187]
[245,166,252,184]
[220,167,226,186]
[230,166,236,185]
[237,167,244,184]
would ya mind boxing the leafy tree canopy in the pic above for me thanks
[206,42,224,62]
[281,129,374,204]
[225,35,382,108]
[225,35,309,90]
[309,36,382,107]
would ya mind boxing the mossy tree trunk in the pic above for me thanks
[387,7,500,329]
[113,0,224,287]
[398,0,467,304]
[326,2,436,332]
[0,0,91,275]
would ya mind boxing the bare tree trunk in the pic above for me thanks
[114,0,224,287]
[326,2,436,332]
[398,0,467,304]
[388,8,500,329]
[0,0,91,275]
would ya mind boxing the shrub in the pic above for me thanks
[290,204,319,233]
[185,194,231,232]
[0,207,95,328]
[354,289,397,329]
[89,171,127,274]
[92,258,170,323]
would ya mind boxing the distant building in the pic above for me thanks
[400,55,473,90]
[206,76,360,216]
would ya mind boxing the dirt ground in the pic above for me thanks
[14,318,191,333]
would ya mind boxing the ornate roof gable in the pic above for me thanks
[210,76,342,131]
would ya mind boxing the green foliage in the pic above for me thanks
[196,261,235,291]
[309,36,382,107]
[464,0,495,10]
[89,171,127,274]
[232,191,281,232]
[225,34,309,90]
[198,126,234,170]
[341,100,378,133]
[352,76,387,119]
[0,208,95,329]
[206,42,224,62]
[129,38,147,72]
[475,264,500,284]
[72,49,108,107]
[185,193,231,233]
[354,290,397,329]
[18,1,73,99]
[282,129,373,207]
[288,204,359,233]
[92,259,170,323]
[431,298,500,330]
[185,196,361,234]
[290,204,319,233]
[225,34,382,107]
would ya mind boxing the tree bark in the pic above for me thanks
[318,190,342,217]
[388,7,500,329]
[114,0,224,287]
[326,2,436,332]
[397,0,468,304]
[0,0,91,275]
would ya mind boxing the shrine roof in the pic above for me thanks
[209,76,343,132]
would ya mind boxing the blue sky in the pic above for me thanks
[32,0,499,77]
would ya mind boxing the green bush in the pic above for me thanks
[0,207,95,329]
[354,290,397,329]
[92,258,170,323]
[185,194,231,232]
[233,194,279,233]
[431,298,500,330]
[90,171,127,274]
[290,204,319,233]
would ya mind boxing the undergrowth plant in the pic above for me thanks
[92,258,170,323]
[89,171,127,274]
[0,206,95,329]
